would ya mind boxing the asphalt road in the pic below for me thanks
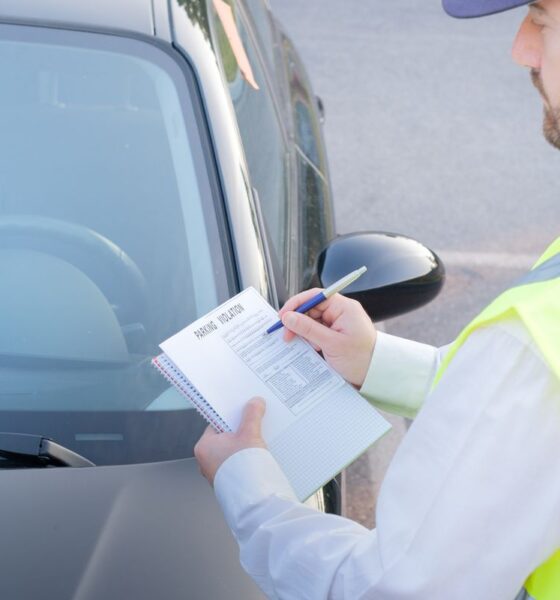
[271,0,560,526]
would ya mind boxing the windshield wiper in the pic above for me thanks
[0,433,95,468]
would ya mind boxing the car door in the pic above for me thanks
[208,0,292,296]
[239,0,336,290]
[208,0,335,297]
[208,0,342,514]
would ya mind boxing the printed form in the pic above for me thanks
[159,287,391,500]
[160,287,345,439]
[223,309,341,414]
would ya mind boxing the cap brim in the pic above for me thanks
[443,0,532,18]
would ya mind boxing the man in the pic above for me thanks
[195,1,560,598]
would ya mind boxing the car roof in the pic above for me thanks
[0,0,159,37]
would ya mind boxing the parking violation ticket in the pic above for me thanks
[157,287,391,501]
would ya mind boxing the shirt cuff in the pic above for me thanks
[359,331,438,418]
[214,447,299,532]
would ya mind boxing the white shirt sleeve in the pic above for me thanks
[359,331,442,418]
[213,320,560,600]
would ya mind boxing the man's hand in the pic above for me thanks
[279,290,376,387]
[194,397,267,485]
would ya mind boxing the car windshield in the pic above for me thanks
[0,25,232,466]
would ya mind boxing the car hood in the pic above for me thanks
[0,458,263,599]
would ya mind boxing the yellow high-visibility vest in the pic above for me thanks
[432,237,560,600]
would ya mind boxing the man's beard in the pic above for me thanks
[531,68,560,149]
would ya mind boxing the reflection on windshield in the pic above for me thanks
[0,26,229,464]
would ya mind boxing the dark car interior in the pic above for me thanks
[0,32,226,462]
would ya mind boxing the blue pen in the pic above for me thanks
[266,266,367,335]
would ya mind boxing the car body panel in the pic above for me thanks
[152,0,172,41]
[279,31,335,289]
[0,0,155,35]
[170,0,274,301]
[0,459,264,599]
[0,1,336,597]
[0,0,446,592]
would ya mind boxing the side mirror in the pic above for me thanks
[317,232,445,321]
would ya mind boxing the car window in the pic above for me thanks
[210,0,289,276]
[0,24,233,466]
[242,0,277,76]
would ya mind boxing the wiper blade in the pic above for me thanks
[0,433,95,468]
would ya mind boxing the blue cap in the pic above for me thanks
[443,0,532,18]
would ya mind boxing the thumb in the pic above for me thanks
[238,397,266,439]
[282,311,336,349]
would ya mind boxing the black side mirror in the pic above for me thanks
[317,232,445,321]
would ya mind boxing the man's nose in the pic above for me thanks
[512,14,542,68]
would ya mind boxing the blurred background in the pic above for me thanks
[272,0,559,526]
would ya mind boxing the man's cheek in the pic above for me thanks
[541,67,560,107]
[541,37,560,96]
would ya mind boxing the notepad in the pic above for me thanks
[153,287,391,501]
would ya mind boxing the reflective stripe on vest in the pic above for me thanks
[513,251,560,287]
[514,588,537,600]
[431,237,560,600]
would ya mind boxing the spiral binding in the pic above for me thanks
[152,354,231,433]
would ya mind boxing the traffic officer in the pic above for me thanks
[195,1,560,598]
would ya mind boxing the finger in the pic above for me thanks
[282,311,338,349]
[282,306,324,341]
[238,397,266,438]
[278,288,326,316]
[322,294,361,326]
[306,307,323,320]
[199,424,219,441]
[283,328,297,342]
[194,425,218,462]
[322,302,346,327]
